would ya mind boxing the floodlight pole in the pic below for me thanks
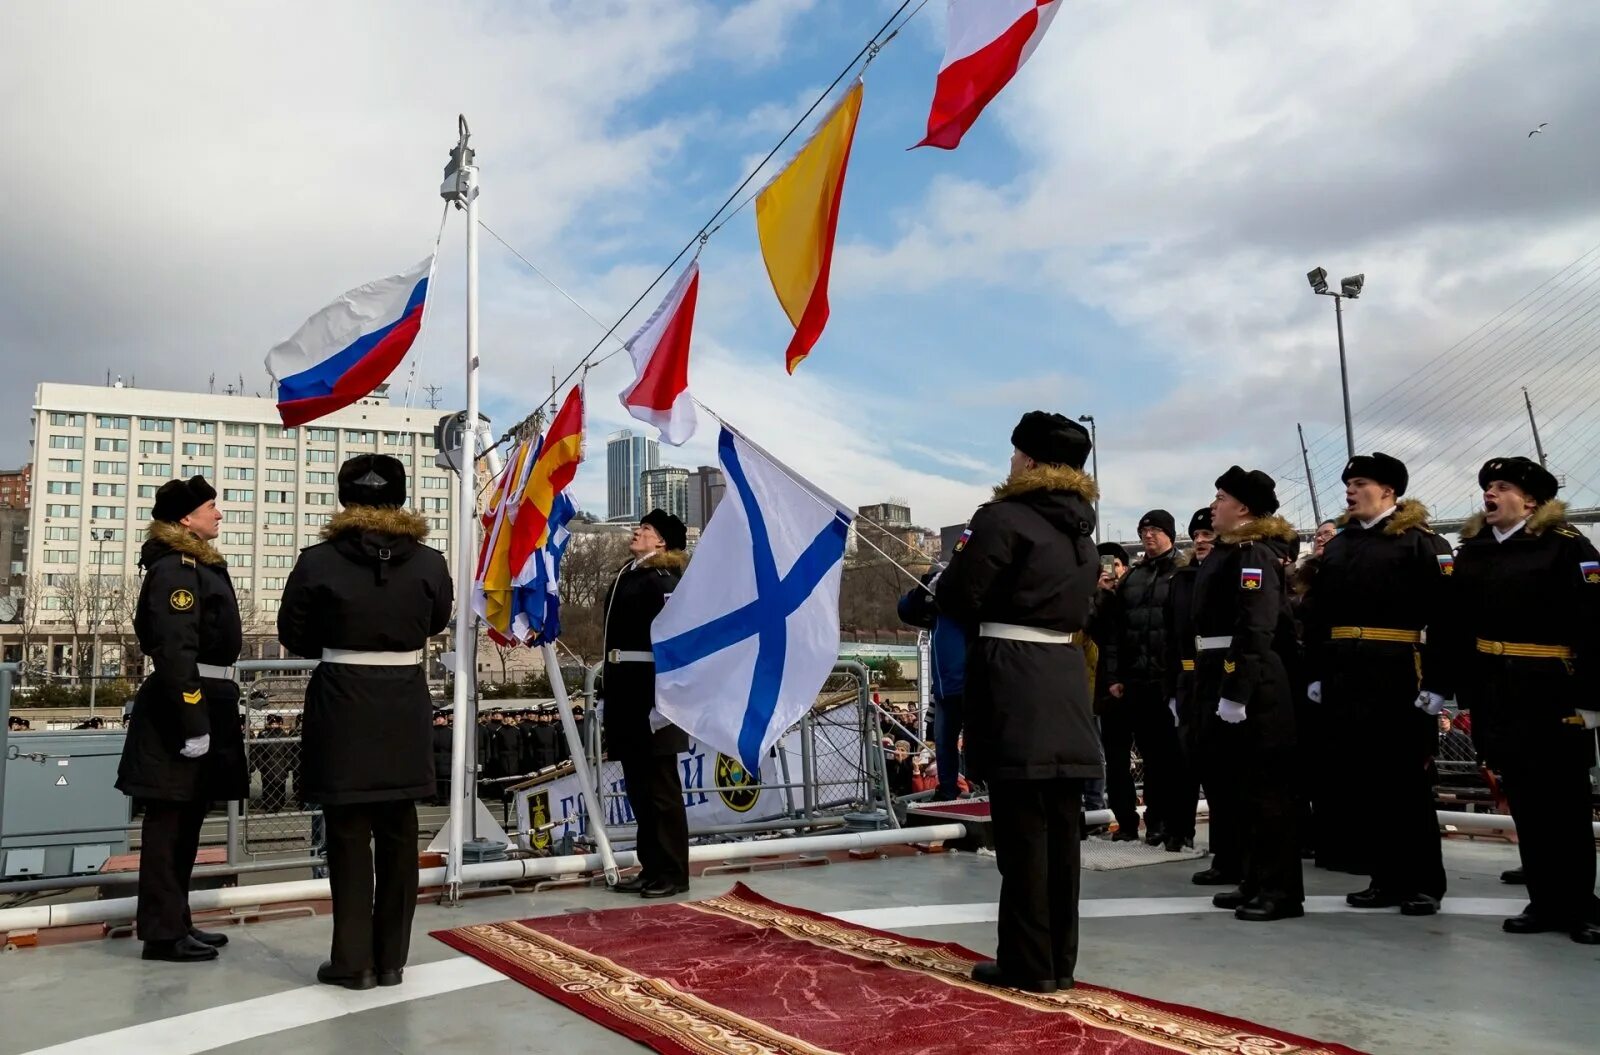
[1332,295,1355,460]
[1522,387,1548,467]
[442,116,480,904]
[1078,414,1099,541]
[1298,424,1324,525]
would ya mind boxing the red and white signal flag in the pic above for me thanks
[618,260,700,446]
[915,0,1062,151]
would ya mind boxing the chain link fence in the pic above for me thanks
[240,672,314,853]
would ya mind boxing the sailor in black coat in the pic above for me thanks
[1434,457,1600,945]
[430,712,453,805]
[1301,454,1453,915]
[279,455,453,989]
[117,476,245,963]
[1190,466,1304,921]
[938,411,1099,994]
[602,509,691,899]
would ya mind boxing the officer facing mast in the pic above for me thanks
[1438,457,1600,945]
[1302,452,1452,916]
[116,476,247,963]
[1191,467,1303,922]
[938,411,1100,994]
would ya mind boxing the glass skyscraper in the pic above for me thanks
[606,429,661,521]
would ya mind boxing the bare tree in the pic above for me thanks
[556,532,631,663]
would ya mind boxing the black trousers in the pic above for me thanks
[136,799,210,942]
[1359,715,1446,899]
[1202,727,1303,903]
[621,753,689,887]
[1503,752,1598,925]
[322,800,419,974]
[989,778,1082,984]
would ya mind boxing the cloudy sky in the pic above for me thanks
[5,0,1599,537]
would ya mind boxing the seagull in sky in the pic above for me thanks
[1528,123,1548,138]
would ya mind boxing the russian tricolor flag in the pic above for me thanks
[266,256,433,426]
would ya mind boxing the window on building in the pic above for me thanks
[307,428,337,442]
[426,517,449,532]
[223,510,255,524]
[90,505,125,519]
[344,430,375,445]
[264,490,293,504]
[263,554,294,568]
[46,481,81,495]
[426,538,448,552]
[260,598,281,613]
[92,461,128,475]
[304,513,330,527]
[421,432,438,449]
[44,504,79,517]
[228,553,255,567]
[94,438,129,452]
[305,449,336,464]
[222,489,254,503]
[183,422,217,435]
[221,531,251,545]
[393,453,413,467]
[304,492,335,506]
[382,431,411,446]
[139,440,173,455]
[266,447,295,461]
[48,435,84,450]
[233,576,253,592]
[140,462,173,477]
[264,424,296,439]
[44,550,75,564]
[44,527,79,541]
[88,548,123,565]
[420,497,449,512]
[46,458,82,472]
[140,418,174,432]
[96,415,131,430]
[224,466,256,481]
[223,444,256,459]
[137,485,158,498]
[303,533,322,547]
[91,483,127,497]
[135,506,152,520]
[42,595,68,609]
[49,413,86,427]
[224,423,258,437]
[304,471,333,485]
[180,464,210,478]
[181,443,214,457]
[265,511,292,525]
[266,469,296,483]
[421,476,449,490]
[260,577,288,591]
[264,532,293,547]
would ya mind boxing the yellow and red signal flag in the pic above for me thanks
[756,79,864,375]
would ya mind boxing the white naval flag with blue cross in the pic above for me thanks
[651,426,852,776]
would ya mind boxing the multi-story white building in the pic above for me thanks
[23,382,458,671]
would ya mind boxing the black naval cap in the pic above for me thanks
[1011,411,1091,470]
[338,454,407,508]
[152,475,217,523]
[1342,452,1408,496]
[1478,456,1559,504]
[641,508,688,551]
[1215,465,1280,517]
[1188,507,1214,538]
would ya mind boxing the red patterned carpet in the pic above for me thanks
[432,884,1367,1055]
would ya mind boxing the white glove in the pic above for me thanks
[1414,691,1447,717]
[180,734,211,759]
[1306,681,1323,704]
[1217,699,1247,724]
[647,707,672,733]
[1168,698,1180,727]
[1577,710,1600,730]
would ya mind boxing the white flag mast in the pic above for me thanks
[439,116,481,901]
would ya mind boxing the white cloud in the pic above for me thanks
[712,0,820,65]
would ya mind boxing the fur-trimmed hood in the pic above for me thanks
[321,505,429,541]
[992,464,1099,504]
[1335,498,1432,537]
[1459,499,1567,541]
[636,549,690,573]
[142,520,226,568]
[1219,514,1298,546]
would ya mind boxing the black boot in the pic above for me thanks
[1400,894,1440,917]
[317,961,377,991]
[188,927,230,948]
[1345,887,1402,909]
[1212,888,1252,910]
[1191,867,1238,886]
[611,874,650,894]
[142,936,219,963]
[1235,899,1304,922]
[971,960,1058,995]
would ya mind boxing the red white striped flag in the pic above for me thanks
[618,260,699,445]
[916,0,1062,151]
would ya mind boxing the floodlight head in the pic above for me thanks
[1307,267,1329,294]
[1078,414,1094,424]
[1341,274,1365,299]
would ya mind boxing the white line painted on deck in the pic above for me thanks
[19,895,1532,1054]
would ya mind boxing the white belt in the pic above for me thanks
[1195,635,1233,652]
[321,649,423,667]
[196,664,236,679]
[979,622,1077,645]
[607,650,654,664]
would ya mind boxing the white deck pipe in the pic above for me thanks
[0,823,966,934]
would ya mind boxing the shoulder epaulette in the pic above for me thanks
[1554,526,1580,538]
[180,555,197,567]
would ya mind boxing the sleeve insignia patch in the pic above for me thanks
[182,689,203,705]
[1437,554,1455,576]
[1223,660,1237,674]
[170,589,196,612]
[1581,560,1600,585]
[954,527,973,553]
[1240,568,1263,591]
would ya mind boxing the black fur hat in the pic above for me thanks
[1215,465,1280,517]
[1188,507,1214,538]
[1478,456,1558,504]
[1011,411,1091,469]
[1342,452,1408,496]
[338,454,407,508]
[641,508,688,551]
[152,476,217,523]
